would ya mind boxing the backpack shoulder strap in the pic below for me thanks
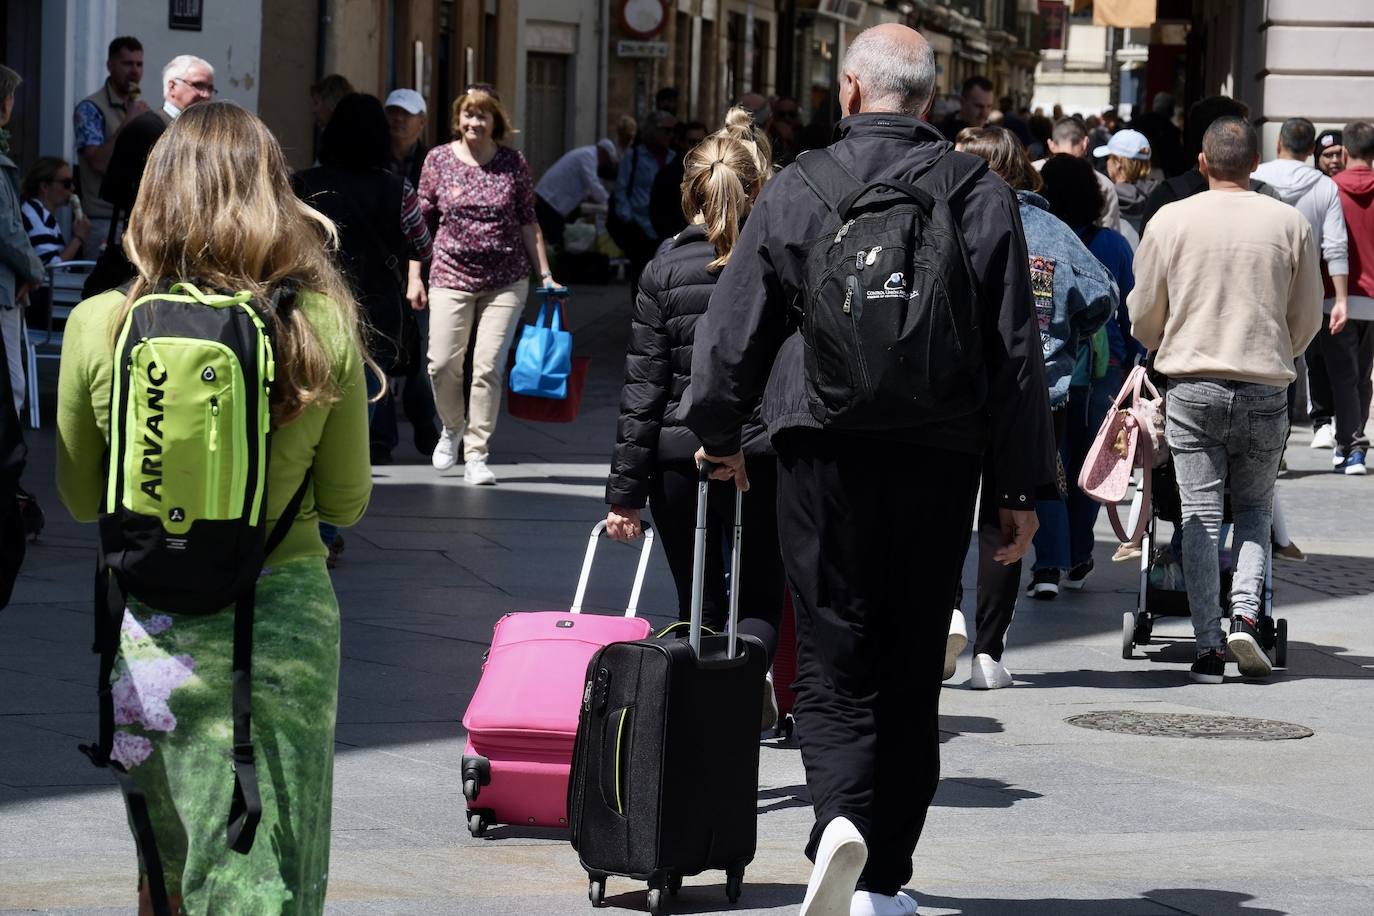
[914,150,989,202]
[796,149,863,214]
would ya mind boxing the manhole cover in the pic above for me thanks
[1065,710,1313,741]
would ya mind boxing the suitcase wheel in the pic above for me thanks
[647,888,664,915]
[588,878,606,908]
[1121,611,1135,660]
[726,870,743,904]
[463,778,479,802]
[467,811,490,838]
[1275,618,1288,668]
[773,714,795,741]
[666,873,682,897]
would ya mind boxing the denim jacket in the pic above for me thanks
[1017,190,1116,407]
[0,153,45,309]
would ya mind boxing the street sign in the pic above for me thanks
[617,40,669,59]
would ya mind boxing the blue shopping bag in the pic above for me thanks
[509,290,573,399]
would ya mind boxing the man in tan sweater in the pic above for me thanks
[1128,116,1323,684]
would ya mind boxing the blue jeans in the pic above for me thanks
[1033,369,1121,571]
[1166,379,1287,652]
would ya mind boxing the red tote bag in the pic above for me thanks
[506,354,591,423]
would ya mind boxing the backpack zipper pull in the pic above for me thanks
[208,398,220,453]
[834,219,855,244]
[843,278,855,315]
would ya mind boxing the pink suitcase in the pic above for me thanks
[461,521,656,835]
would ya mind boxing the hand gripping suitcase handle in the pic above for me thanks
[691,462,743,659]
[569,520,656,616]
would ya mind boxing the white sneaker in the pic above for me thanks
[761,669,780,732]
[464,458,497,486]
[799,817,868,916]
[944,609,967,682]
[851,890,919,916]
[431,427,461,470]
[1311,423,1336,449]
[969,653,1013,690]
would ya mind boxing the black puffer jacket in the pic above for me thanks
[606,225,771,508]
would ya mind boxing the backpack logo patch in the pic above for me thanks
[140,362,167,502]
[866,271,909,301]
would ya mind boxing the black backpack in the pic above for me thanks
[795,149,989,431]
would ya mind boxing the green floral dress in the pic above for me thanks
[113,559,340,913]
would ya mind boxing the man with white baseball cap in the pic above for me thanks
[1096,128,1160,235]
[385,88,428,188]
[533,137,620,247]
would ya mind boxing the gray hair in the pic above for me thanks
[842,27,936,117]
[0,64,21,102]
[162,55,214,96]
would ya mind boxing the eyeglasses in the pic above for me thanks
[173,77,217,96]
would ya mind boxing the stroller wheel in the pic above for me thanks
[1275,618,1288,668]
[1122,612,1136,659]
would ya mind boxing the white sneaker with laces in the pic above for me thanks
[431,427,461,471]
[969,653,1013,690]
[464,457,497,485]
[799,817,868,916]
[851,890,919,916]
[944,609,967,682]
[1311,423,1336,449]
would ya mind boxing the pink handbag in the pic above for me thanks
[1078,365,1167,542]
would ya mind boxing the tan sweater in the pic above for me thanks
[1128,190,1323,386]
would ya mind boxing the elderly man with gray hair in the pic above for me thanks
[85,54,216,292]
[684,23,1054,916]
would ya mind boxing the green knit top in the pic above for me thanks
[56,288,372,564]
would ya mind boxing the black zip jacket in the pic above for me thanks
[606,225,771,509]
[681,113,1056,508]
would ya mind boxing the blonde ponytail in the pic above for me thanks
[679,107,774,270]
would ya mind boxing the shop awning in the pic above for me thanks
[1072,0,1158,28]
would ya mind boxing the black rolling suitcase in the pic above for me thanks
[568,464,767,915]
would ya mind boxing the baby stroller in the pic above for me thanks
[1121,458,1288,666]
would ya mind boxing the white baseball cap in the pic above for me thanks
[1093,128,1151,161]
[384,88,426,116]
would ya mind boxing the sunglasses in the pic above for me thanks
[465,83,499,101]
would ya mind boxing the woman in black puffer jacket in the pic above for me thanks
[604,108,782,725]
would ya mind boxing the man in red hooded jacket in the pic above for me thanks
[1323,121,1374,475]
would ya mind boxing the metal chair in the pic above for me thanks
[24,260,96,428]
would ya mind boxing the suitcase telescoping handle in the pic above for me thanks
[690,461,743,659]
[569,520,656,617]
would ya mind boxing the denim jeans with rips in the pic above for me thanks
[1165,378,1287,653]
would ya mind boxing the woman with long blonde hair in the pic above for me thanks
[605,108,786,728]
[56,102,372,915]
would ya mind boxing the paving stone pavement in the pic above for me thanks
[3,281,1372,915]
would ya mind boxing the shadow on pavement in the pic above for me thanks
[939,714,1005,743]
[934,777,1042,808]
[917,888,1286,915]
[604,881,802,913]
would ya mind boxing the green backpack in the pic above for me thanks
[82,281,311,916]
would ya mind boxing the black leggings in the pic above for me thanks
[646,458,783,663]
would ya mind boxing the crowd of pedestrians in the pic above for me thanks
[0,17,1365,916]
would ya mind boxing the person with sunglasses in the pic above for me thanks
[21,157,90,265]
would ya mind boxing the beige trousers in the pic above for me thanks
[427,280,529,460]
